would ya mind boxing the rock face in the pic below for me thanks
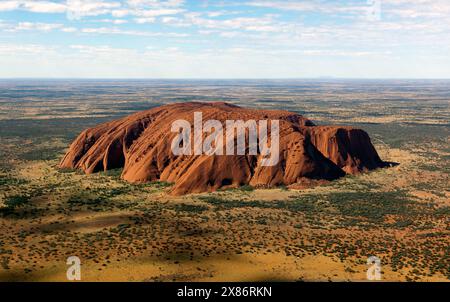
[60,102,386,195]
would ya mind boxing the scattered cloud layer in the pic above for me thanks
[0,0,449,78]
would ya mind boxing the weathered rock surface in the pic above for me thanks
[60,102,386,195]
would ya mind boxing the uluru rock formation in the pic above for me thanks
[60,102,386,195]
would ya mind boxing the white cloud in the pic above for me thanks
[140,8,183,17]
[67,0,122,20]
[0,0,186,23]
[110,0,185,21]
[112,19,128,24]
[0,1,21,11]
[111,9,129,17]
[111,8,184,20]
[22,1,66,13]
[219,31,241,38]
[0,0,121,18]
[80,26,188,37]
[99,18,129,24]
[14,22,63,31]
[127,0,184,8]
[245,0,367,14]
[386,0,450,18]
[1,21,80,33]
[161,16,191,27]
[178,13,285,33]
[246,1,321,12]
[0,1,66,13]
[70,44,134,56]
[300,49,392,57]
[134,17,156,24]
[0,43,55,54]
[61,27,77,32]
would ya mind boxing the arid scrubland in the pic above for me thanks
[0,80,449,281]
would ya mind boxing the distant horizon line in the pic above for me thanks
[1,77,450,81]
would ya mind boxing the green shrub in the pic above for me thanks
[4,195,30,208]
[174,204,209,213]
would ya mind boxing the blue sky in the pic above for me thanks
[0,0,449,78]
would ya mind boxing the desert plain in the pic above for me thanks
[0,79,449,281]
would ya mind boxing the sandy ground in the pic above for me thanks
[0,141,448,282]
[6,252,447,282]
